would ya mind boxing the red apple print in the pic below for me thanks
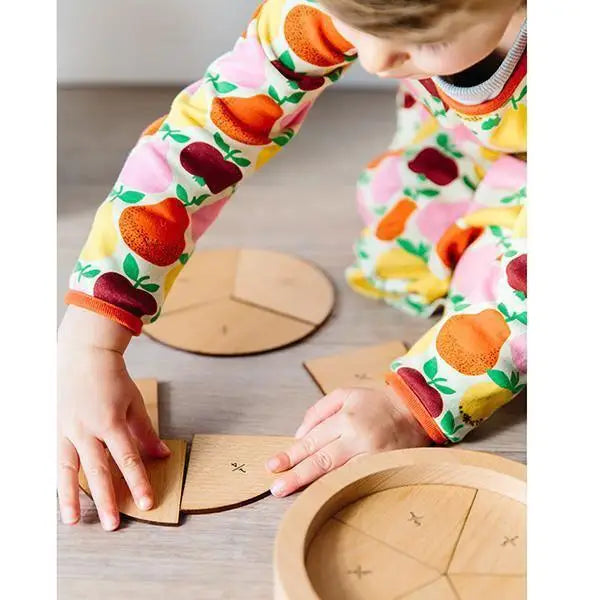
[94,273,157,318]
[397,367,443,418]
[419,78,449,110]
[408,147,458,186]
[180,137,245,194]
[271,59,325,91]
[507,254,527,294]
[403,93,416,109]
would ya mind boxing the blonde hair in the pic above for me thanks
[321,0,524,39]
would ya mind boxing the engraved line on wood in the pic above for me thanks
[347,565,372,579]
[501,535,519,547]
[408,511,423,527]
[331,515,438,573]
[230,294,324,327]
[443,488,479,573]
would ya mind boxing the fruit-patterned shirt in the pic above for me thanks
[66,0,527,445]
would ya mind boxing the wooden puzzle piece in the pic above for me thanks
[304,340,408,394]
[181,434,295,512]
[144,248,335,356]
[448,574,526,600]
[146,298,314,355]
[158,248,238,315]
[335,484,477,572]
[79,439,187,525]
[448,489,526,575]
[133,378,159,435]
[306,518,440,600]
[233,249,334,325]
[402,576,456,600]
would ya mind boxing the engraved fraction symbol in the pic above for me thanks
[354,373,371,381]
[231,462,247,473]
[221,325,228,335]
[501,535,519,547]
[347,565,371,579]
[408,511,423,526]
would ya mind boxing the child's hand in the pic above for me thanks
[267,386,431,497]
[57,307,170,531]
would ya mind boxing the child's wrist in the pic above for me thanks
[58,305,132,355]
[384,384,432,447]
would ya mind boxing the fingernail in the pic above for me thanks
[158,441,171,455]
[266,457,280,472]
[101,514,119,531]
[270,479,286,497]
[294,425,306,439]
[62,507,79,525]
[138,495,152,511]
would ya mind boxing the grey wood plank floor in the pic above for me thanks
[57,87,526,600]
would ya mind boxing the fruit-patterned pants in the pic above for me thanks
[346,90,527,443]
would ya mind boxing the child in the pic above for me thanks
[58,0,527,530]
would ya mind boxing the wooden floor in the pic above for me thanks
[57,87,526,599]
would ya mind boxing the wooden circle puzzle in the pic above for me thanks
[274,448,526,600]
[143,248,335,355]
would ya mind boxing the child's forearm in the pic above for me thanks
[65,0,356,333]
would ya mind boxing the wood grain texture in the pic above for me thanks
[58,87,525,600]
[79,440,186,525]
[304,340,408,394]
[181,434,295,512]
[306,519,440,600]
[448,574,526,600]
[402,577,457,600]
[134,378,159,435]
[448,489,526,575]
[335,484,476,572]
[233,248,335,325]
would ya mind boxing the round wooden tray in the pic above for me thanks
[144,248,335,355]
[274,448,526,600]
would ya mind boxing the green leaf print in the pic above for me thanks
[487,369,512,390]
[404,297,425,314]
[285,91,306,104]
[176,184,189,203]
[482,115,501,130]
[141,283,160,293]
[327,68,343,82]
[462,175,477,191]
[268,85,282,104]
[279,50,295,71]
[397,239,429,261]
[231,156,251,167]
[440,411,462,436]
[179,253,190,264]
[515,312,528,325]
[170,133,190,143]
[214,132,230,154]
[423,357,438,380]
[123,254,140,282]
[110,185,145,205]
[418,189,440,198]
[514,290,526,301]
[435,384,457,395]
[149,307,162,324]
[515,85,527,104]
[497,303,510,318]
[489,225,504,237]
[81,269,100,279]
[213,81,237,94]
[504,250,518,258]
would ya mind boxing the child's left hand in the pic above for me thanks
[266,386,431,497]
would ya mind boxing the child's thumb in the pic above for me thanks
[127,396,170,458]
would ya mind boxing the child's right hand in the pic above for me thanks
[57,306,170,531]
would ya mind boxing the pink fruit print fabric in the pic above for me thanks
[348,78,527,443]
[66,0,357,334]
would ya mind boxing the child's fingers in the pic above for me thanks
[104,427,154,512]
[57,437,81,525]
[294,389,348,439]
[267,417,341,473]
[126,394,170,459]
[270,439,360,497]
[77,437,120,531]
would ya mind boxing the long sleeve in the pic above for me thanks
[66,0,356,334]
[386,157,527,443]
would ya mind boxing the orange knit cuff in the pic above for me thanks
[64,290,143,336]
[385,371,447,445]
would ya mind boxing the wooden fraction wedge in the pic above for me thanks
[181,434,295,513]
[306,518,441,600]
[144,248,335,356]
[448,489,526,576]
[133,378,159,435]
[448,574,526,600]
[79,439,187,526]
[233,248,334,325]
[335,484,477,572]
[158,247,238,315]
[145,298,315,356]
[304,340,408,394]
